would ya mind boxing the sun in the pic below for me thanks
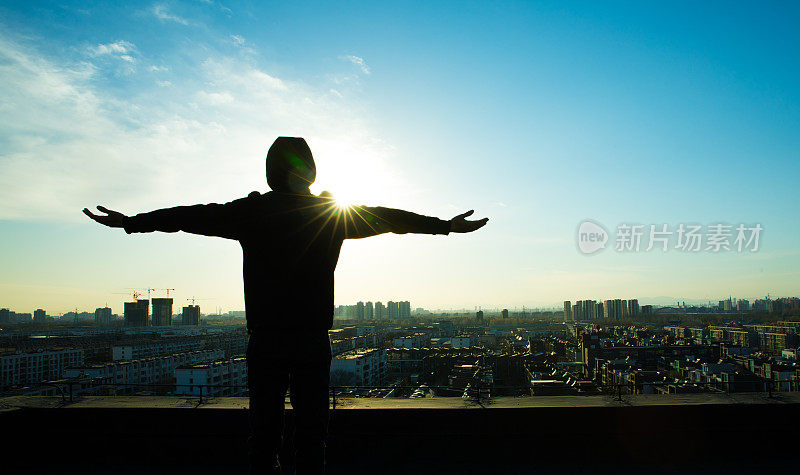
[334,195,355,209]
[309,143,399,208]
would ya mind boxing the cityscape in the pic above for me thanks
[3,293,800,399]
[4,292,800,471]
[3,0,800,472]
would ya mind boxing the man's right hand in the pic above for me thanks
[83,206,127,228]
[450,210,489,233]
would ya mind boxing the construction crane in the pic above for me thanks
[114,290,142,301]
[162,288,175,298]
[186,296,213,306]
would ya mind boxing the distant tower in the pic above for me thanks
[563,301,572,321]
[151,298,173,326]
[94,307,112,325]
[628,299,639,317]
[33,309,46,322]
[182,305,201,325]
[501,309,509,319]
[374,301,385,320]
[387,301,399,319]
[124,299,149,326]
[400,301,411,319]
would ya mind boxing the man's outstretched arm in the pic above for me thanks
[342,206,488,239]
[82,198,253,239]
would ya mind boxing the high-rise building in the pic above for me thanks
[723,298,733,312]
[365,301,374,320]
[374,302,385,320]
[182,305,201,325]
[151,298,173,326]
[0,308,9,324]
[563,301,572,321]
[33,309,46,322]
[588,300,599,319]
[737,299,750,312]
[399,301,411,319]
[501,309,509,319]
[573,300,598,320]
[603,299,626,320]
[476,310,484,322]
[94,307,112,325]
[124,299,149,326]
[356,301,365,321]
[387,301,399,319]
[628,299,639,317]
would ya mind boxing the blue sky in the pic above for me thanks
[1,1,798,315]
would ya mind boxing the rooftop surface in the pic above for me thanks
[3,393,798,474]
[3,391,799,412]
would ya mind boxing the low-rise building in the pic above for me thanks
[392,333,429,349]
[112,339,205,360]
[64,349,224,395]
[175,357,247,397]
[330,349,386,387]
[1,348,85,389]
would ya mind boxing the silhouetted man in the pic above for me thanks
[84,136,488,474]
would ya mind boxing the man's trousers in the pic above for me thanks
[247,330,332,474]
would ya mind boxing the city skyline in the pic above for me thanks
[2,2,800,313]
[4,292,800,321]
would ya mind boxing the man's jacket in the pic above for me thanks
[123,192,450,331]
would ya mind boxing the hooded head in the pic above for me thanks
[266,137,316,193]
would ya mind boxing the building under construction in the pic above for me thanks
[151,298,173,326]
[124,299,149,327]
[182,305,201,326]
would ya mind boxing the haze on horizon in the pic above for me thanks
[1,1,799,316]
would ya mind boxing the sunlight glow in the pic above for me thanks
[334,196,355,209]
[309,140,402,207]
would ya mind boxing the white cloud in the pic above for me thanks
[230,35,245,46]
[197,90,234,105]
[152,4,190,25]
[88,40,137,73]
[90,40,135,57]
[341,55,371,74]
[218,4,233,16]
[198,0,232,16]
[0,33,402,222]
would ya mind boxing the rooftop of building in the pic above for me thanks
[2,393,798,474]
[177,357,247,370]
[333,348,382,359]
[3,391,798,412]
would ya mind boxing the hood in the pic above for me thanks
[266,137,316,193]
